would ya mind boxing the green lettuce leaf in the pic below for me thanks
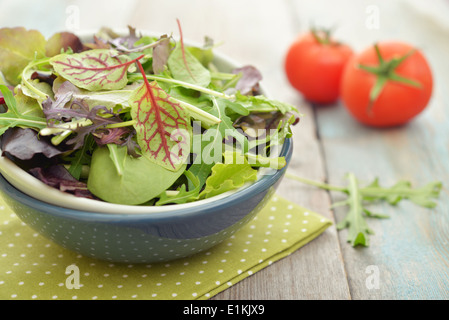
[0,27,47,85]
[199,154,258,199]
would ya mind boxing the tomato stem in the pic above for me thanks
[358,43,422,115]
[310,27,332,45]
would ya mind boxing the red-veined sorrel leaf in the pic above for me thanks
[50,49,142,91]
[129,61,191,171]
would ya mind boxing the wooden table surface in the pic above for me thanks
[1,0,448,300]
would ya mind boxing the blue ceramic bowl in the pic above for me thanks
[0,138,292,263]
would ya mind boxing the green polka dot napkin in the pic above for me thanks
[0,194,331,300]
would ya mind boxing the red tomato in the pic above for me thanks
[340,42,433,127]
[284,31,354,104]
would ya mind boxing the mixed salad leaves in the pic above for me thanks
[0,22,299,206]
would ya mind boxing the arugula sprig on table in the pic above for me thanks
[286,172,443,247]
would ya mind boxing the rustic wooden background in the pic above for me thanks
[1,0,448,299]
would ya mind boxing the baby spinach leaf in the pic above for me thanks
[129,62,192,171]
[50,49,142,91]
[107,143,125,176]
[87,145,186,205]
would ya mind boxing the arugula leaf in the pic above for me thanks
[285,172,443,247]
[360,179,442,208]
[0,85,47,135]
[65,134,95,180]
[209,97,249,153]
[335,173,376,247]
[187,96,251,188]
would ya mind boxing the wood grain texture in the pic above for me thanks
[287,0,449,299]
[1,0,448,300]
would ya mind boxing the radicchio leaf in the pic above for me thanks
[50,49,142,91]
[129,61,191,171]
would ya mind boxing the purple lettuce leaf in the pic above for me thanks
[152,34,172,74]
[45,31,85,57]
[232,65,263,95]
[0,127,64,160]
[108,26,141,50]
[29,164,94,198]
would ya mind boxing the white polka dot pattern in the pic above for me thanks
[0,195,331,300]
